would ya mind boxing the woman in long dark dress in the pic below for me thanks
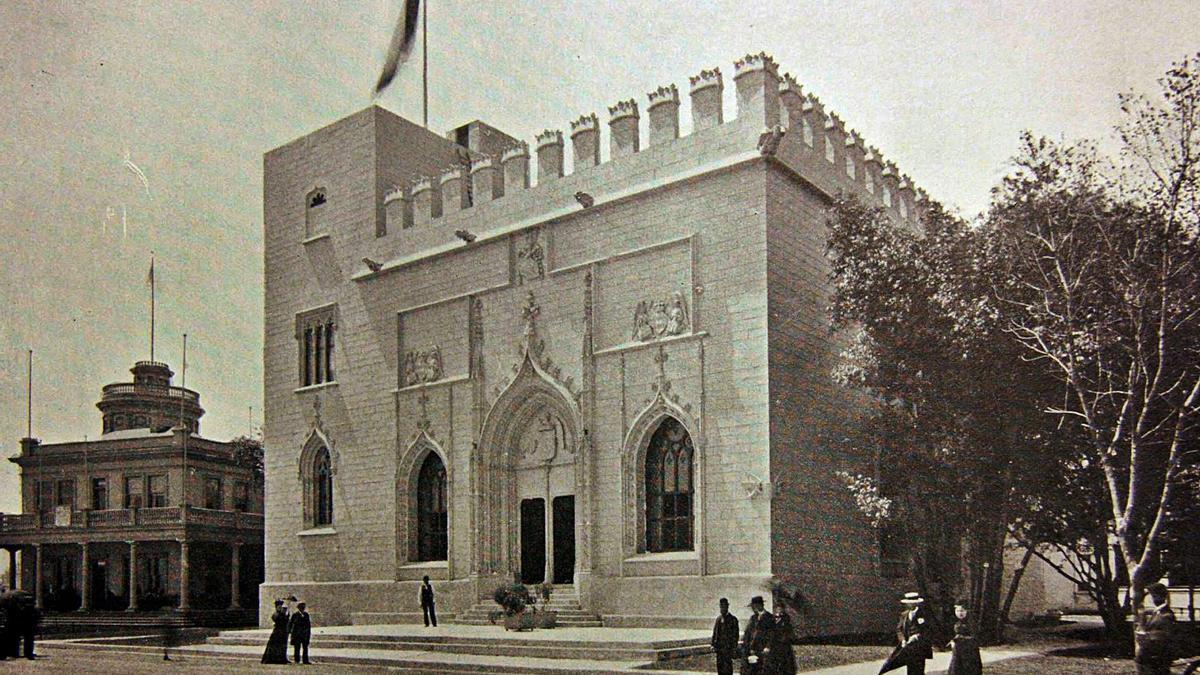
[261,599,290,664]
[764,609,797,675]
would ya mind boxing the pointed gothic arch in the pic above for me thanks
[299,427,336,528]
[396,432,451,566]
[473,352,582,578]
[622,392,703,556]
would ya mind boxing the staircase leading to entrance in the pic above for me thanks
[453,585,602,627]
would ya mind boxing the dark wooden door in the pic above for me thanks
[552,495,575,584]
[520,498,545,584]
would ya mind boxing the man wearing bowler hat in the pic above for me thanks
[740,595,774,675]
[895,592,933,674]
[711,597,740,675]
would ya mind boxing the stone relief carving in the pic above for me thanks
[516,409,571,466]
[515,228,545,285]
[632,291,690,341]
[403,346,444,386]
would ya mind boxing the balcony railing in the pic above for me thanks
[100,383,200,404]
[0,506,263,533]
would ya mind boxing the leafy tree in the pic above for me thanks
[983,52,1200,630]
[826,196,1059,643]
[230,435,264,487]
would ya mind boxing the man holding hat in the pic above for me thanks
[894,592,933,674]
[740,595,774,675]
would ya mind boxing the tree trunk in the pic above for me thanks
[1000,546,1035,627]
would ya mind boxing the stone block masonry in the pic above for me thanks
[262,51,931,633]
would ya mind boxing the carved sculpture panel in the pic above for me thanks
[515,227,545,285]
[403,346,444,386]
[632,291,690,341]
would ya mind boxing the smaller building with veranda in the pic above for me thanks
[262,52,929,633]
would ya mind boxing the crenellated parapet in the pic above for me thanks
[389,52,927,230]
[647,84,680,146]
[607,99,640,159]
[689,68,724,131]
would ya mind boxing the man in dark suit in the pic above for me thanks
[288,601,312,665]
[740,595,775,675]
[1135,582,1176,675]
[419,575,437,627]
[711,597,740,675]
[896,593,933,675]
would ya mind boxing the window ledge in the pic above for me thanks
[624,550,698,563]
[298,526,337,537]
[301,232,331,245]
[294,381,338,394]
[399,560,448,569]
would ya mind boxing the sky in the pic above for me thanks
[0,0,1197,517]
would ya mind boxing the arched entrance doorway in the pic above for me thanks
[476,355,581,587]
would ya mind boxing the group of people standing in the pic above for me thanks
[0,586,39,661]
[261,596,312,665]
[710,595,797,675]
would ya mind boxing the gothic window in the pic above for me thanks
[801,118,814,147]
[415,452,448,561]
[313,447,334,526]
[296,306,337,387]
[203,476,222,510]
[882,185,893,208]
[305,188,327,238]
[865,172,875,195]
[845,154,857,180]
[644,417,694,552]
[824,136,836,164]
[899,196,909,219]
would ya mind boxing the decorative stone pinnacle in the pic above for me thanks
[898,176,914,192]
[647,84,679,108]
[802,93,822,113]
[916,188,930,203]
[470,156,494,173]
[570,114,599,135]
[607,99,639,121]
[734,52,778,78]
[439,166,464,185]
[501,142,529,162]
[825,112,844,131]
[882,162,898,178]
[384,185,406,203]
[411,176,434,193]
[535,130,563,148]
[864,147,881,164]
[780,73,802,96]
[688,67,722,92]
[847,130,863,147]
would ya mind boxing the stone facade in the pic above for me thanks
[262,53,926,633]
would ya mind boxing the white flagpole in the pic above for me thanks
[422,0,428,128]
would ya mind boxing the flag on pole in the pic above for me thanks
[124,149,151,197]
[375,0,422,94]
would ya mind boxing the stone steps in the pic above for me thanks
[351,611,458,625]
[452,586,601,627]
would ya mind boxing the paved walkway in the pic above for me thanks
[803,648,1035,673]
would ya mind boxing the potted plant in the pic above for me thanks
[535,582,557,628]
[493,582,535,631]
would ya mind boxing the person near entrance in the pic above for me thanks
[289,601,313,665]
[711,597,740,675]
[740,595,774,675]
[419,575,437,627]
[893,592,933,675]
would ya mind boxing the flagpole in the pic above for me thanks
[422,0,428,128]
[26,349,33,438]
[149,254,156,363]
[181,333,188,507]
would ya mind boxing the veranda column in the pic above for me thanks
[80,542,91,610]
[126,540,139,611]
[178,540,190,611]
[228,542,241,609]
[32,544,43,609]
[7,548,15,589]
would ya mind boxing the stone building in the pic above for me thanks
[263,52,929,633]
[0,360,263,619]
